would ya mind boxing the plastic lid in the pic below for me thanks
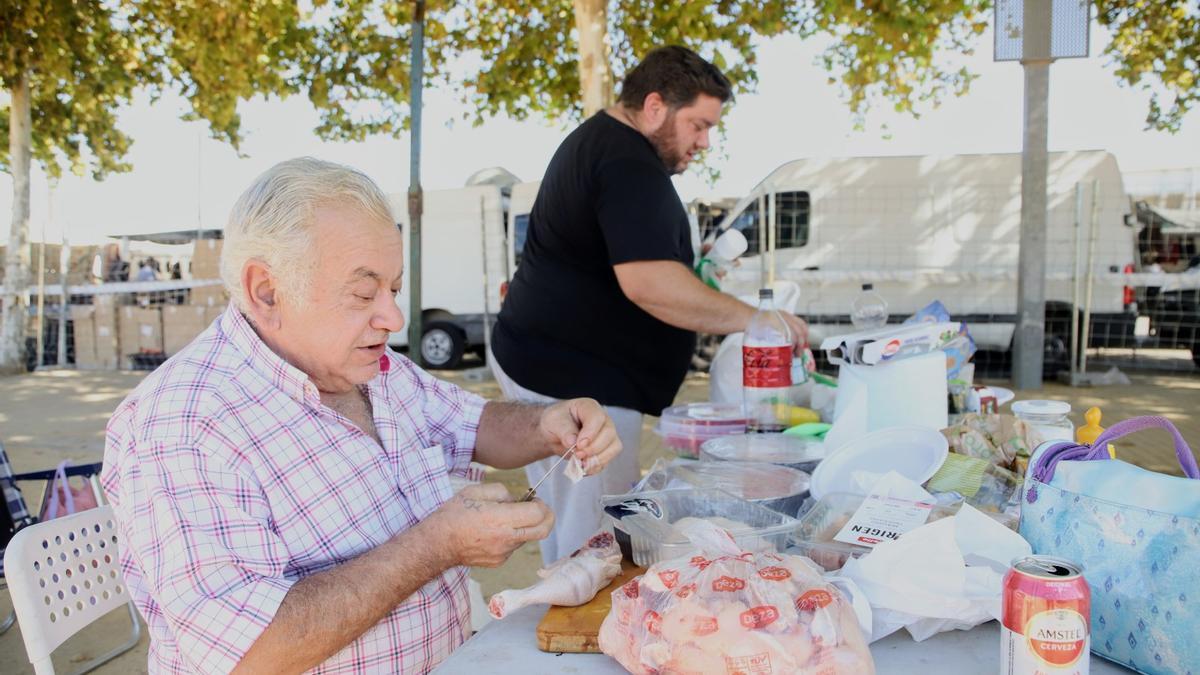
[809,425,949,500]
[862,283,874,291]
[700,434,826,466]
[1011,400,1071,417]
[759,288,774,299]
[659,403,748,426]
[672,461,810,500]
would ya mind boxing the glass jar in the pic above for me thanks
[1011,400,1074,443]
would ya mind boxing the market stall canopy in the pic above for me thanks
[1135,202,1200,234]
[108,228,223,245]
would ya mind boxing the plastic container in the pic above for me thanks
[743,288,794,432]
[654,403,748,459]
[1012,399,1074,443]
[600,488,800,566]
[790,492,1019,572]
[850,283,888,330]
[668,460,811,517]
[700,433,827,474]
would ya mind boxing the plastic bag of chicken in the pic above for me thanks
[599,519,875,674]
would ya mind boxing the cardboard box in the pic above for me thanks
[163,305,210,355]
[71,305,97,368]
[191,239,222,279]
[204,305,226,328]
[189,284,229,308]
[91,295,120,370]
[118,306,164,366]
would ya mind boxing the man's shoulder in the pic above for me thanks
[110,327,250,439]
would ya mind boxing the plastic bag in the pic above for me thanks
[39,460,99,521]
[599,519,874,674]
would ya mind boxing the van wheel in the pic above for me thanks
[421,322,465,369]
[1192,348,1200,370]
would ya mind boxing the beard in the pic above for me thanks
[648,113,688,175]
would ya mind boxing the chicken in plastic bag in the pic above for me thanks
[599,519,874,674]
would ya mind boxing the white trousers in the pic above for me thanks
[488,353,643,565]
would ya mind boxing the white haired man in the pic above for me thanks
[101,157,622,674]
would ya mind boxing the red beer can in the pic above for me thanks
[1001,555,1091,675]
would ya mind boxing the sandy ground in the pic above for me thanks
[2,365,1198,673]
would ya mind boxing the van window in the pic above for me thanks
[775,191,810,248]
[512,213,531,267]
[723,191,810,256]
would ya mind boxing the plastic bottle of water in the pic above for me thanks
[743,288,793,432]
[850,283,889,330]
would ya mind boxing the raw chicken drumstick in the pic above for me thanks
[488,530,622,619]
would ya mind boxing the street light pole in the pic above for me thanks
[407,0,425,367]
[1012,0,1052,390]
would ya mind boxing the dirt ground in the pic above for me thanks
[1,365,1198,673]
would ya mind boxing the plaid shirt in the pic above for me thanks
[102,305,486,674]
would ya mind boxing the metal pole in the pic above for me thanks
[767,191,777,286]
[1079,180,1100,374]
[1068,183,1083,377]
[35,216,46,369]
[406,0,426,367]
[1012,0,1052,389]
[757,194,767,289]
[479,196,493,357]
[57,235,68,367]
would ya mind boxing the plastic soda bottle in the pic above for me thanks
[743,288,793,432]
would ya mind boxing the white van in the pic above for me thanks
[387,183,511,368]
[707,151,1140,362]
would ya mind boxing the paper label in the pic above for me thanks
[833,494,934,547]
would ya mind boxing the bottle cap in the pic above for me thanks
[759,288,774,300]
[862,283,874,291]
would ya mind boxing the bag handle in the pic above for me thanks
[44,460,75,520]
[1028,416,1198,503]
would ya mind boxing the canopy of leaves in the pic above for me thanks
[2,0,1196,181]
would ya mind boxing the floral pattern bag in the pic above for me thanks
[1020,416,1200,675]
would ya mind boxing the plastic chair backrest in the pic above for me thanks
[3,506,132,674]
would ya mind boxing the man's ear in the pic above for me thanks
[241,259,282,330]
[642,92,668,132]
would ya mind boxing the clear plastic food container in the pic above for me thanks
[700,433,827,473]
[600,487,799,566]
[666,460,811,517]
[654,403,748,459]
[790,492,1019,572]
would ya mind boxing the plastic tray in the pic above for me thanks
[790,492,1018,572]
[700,433,827,473]
[600,487,799,566]
[654,402,748,459]
[667,460,811,517]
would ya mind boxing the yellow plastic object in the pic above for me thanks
[1076,407,1117,459]
[773,404,820,427]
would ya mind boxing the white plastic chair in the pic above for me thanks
[3,505,142,674]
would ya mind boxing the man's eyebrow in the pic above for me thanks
[344,266,403,288]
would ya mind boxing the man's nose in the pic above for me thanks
[698,129,711,151]
[375,294,406,334]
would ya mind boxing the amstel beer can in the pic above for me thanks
[1002,555,1091,674]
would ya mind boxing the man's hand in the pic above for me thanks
[539,398,622,475]
[424,483,555,568]
[780,312,810,354]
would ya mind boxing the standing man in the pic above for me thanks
[490,46,808,563]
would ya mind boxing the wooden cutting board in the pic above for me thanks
[535,561,645,653]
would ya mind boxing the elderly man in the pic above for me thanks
[101,157,622,674]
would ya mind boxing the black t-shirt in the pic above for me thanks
[492,112,696,415]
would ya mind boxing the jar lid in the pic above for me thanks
[1011,399,1071,417]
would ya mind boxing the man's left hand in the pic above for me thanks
[539,399,622,475]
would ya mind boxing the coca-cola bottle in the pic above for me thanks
[743,288,793,432]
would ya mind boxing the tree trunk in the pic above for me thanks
[1,73,33,373]
[573,0,614,117]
